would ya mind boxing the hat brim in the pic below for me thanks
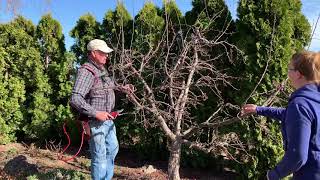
[99,46,113,53]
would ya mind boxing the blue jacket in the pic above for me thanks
[256,84,320,180]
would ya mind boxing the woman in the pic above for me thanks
[241,51,320,180]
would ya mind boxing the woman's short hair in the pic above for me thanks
[291,51,320,83]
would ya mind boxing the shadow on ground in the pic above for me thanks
[3,155,38,177]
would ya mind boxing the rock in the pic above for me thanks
[141,165,157,174]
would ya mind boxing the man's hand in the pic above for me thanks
[95,111,114,121]
[241,104,257,116]
[120,84,135,94]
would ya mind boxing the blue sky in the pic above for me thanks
[0,0,319,51]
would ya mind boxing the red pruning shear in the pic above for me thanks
[110,109,125,118]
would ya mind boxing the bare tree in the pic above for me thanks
[2,0,22,15]
[111,21,250,179]
[1,0,52,16]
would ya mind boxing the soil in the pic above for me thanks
[0,143,237,180]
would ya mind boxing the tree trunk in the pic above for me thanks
[168,139,182,180]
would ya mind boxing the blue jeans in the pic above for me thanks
[89,120,119,180]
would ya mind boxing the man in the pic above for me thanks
[70,39,133,180]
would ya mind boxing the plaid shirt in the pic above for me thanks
[70,60,116,119]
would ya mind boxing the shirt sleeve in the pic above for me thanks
[268,103,312,179]
[256,106,286,122]
[70,68,96,118]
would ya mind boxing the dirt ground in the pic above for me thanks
[0,143,237,180]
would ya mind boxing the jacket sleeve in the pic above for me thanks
[70,68,96,118]
[256,106,286,122]
[268,103,312,179]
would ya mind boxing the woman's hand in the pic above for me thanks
[241,104,257,116]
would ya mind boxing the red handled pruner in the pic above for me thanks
[110,109,126,118]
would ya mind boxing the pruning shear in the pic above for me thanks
[110,109,126,118]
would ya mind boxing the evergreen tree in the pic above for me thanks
[36,14,66,68]
[186,0,235,39]
[162,0,184,27]
[36,14,74,138]
[36,14,67,105]
[70,13,101,65]
[102,2,132,51]
[161,0,184,45]
[134,2,164,52]
[0,16,54,140]
[0,47,25,144]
